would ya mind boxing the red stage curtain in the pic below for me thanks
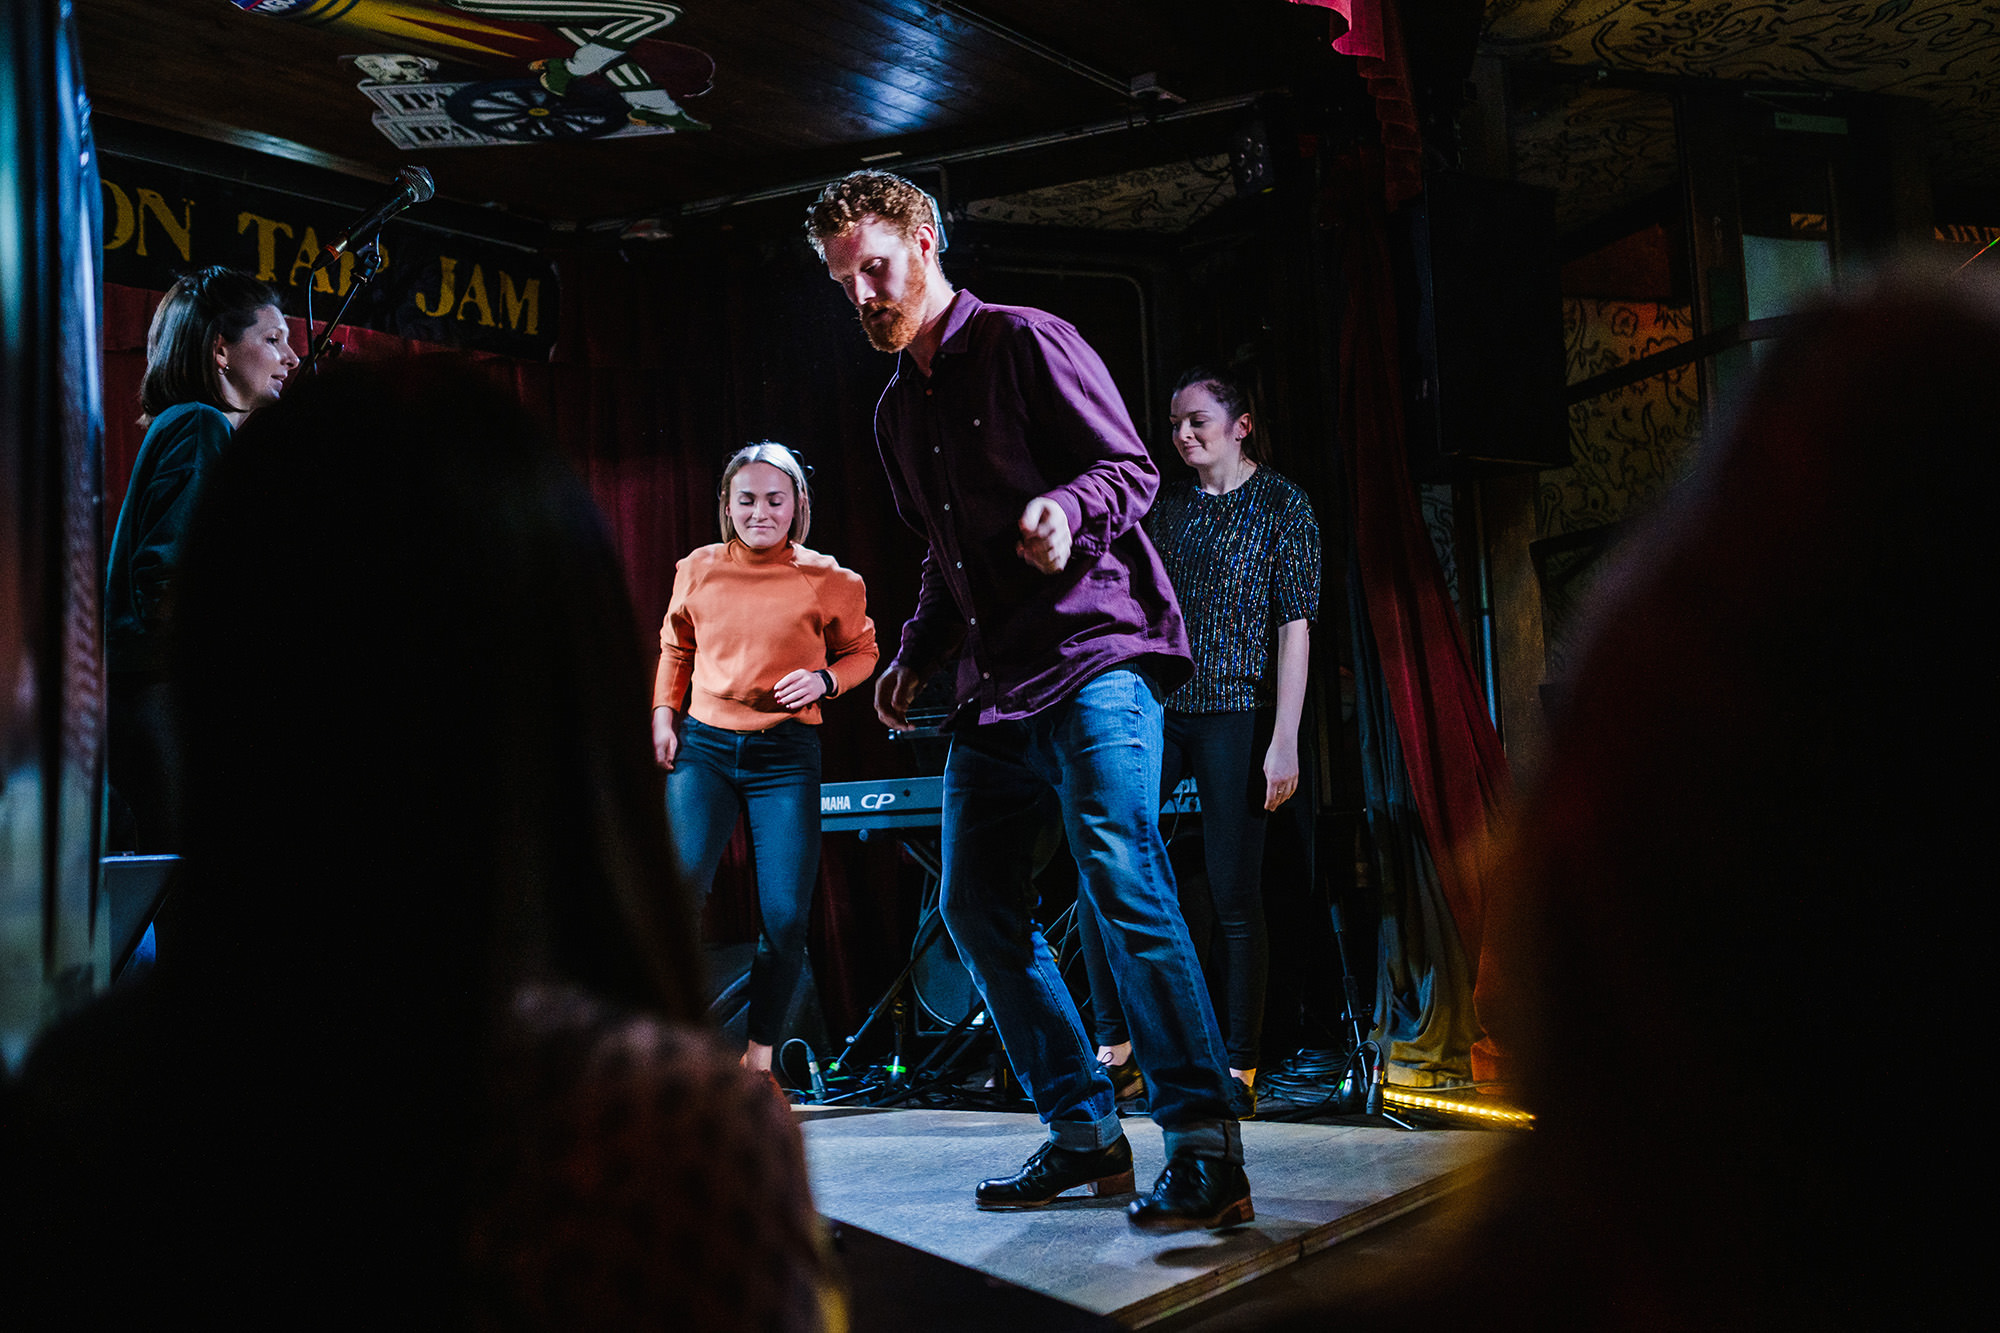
[1291,0,1423,207]
[1332,150,1515,1082]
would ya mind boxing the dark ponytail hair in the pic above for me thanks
[1170,364,1261,462]
[139,265,282,422]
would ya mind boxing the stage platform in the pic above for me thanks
[798,1107,1511,1328]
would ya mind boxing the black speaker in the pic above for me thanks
[1404,173,1569,479]
[704,942,831,1062]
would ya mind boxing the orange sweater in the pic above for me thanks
[652,540,878,731]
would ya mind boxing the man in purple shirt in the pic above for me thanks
[808,171,1250,1232]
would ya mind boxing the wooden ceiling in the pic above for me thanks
[76,0,1341,229]
[77,0,1997,240]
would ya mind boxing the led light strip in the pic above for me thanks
[1381,1087,1535,1128]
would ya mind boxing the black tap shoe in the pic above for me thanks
[1126,1154,1254,1232]
[975,1137,1135,1209]
[1108,1058,1147,1108]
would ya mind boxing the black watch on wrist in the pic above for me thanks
[816,668,838,699]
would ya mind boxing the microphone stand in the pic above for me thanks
[299,239,385,375]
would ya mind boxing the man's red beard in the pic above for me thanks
[858,242,927,352]
[860,294,921,353]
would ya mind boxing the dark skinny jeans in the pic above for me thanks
[666,716,822,1047]
[1078,708,1272,1071]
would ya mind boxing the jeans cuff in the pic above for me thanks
[1163,1119,1242,1164]
[1049,1106,1126,1152]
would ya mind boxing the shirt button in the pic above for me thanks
[982,672,991,680]
[968,618,977,626]
[933,446,940,453]
[954,561,961,569]
[972,418,981,427]
[943,503,951,511]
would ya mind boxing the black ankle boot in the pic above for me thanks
[1108,1058,1147,1108]
[975,1137,1135,1209]
[1126,1154,1254,1232]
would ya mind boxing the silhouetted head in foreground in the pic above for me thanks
[177,356,697,1018]
[12,358,717,1326]
[1476,266,1998,1327]
[1271,266,1998,1331]
[175,358,703,1313]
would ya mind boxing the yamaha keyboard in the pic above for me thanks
[819,775,1199,834]
[819,776,944,833]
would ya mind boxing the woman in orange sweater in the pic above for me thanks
[651,443,878,1081]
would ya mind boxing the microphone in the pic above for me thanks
[314,166,435,269]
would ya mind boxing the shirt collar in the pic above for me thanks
[896,289,982,380]
[934,288,982,356]
[889,289,983,388]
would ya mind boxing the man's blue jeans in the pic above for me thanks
[940,668,1241,1164]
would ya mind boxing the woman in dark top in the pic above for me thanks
[1079,366,1320,1116]
[104,265,297,850]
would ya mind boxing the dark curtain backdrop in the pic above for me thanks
[1332,148,1513,1085]
[102,235,934,1039]
[1346,539,1478,1085]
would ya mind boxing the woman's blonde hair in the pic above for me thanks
[717,442,812,545]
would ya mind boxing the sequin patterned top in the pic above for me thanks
[1147,466,1320,713]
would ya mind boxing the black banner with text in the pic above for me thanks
[98,151,557,360]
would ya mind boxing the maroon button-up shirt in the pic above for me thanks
[874,290,1192,725]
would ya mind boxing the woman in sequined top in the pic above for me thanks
[1079,366,1320,1115]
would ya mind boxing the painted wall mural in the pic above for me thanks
[1483,0,2000,194]
[1541,298,1701,539]
[230,0,715,146]
[1535,297,1702,675]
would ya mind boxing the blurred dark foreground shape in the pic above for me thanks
[5,359,840,1330]
[1276,264,1995,1329]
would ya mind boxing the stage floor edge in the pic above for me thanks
[797,1107,1511,1327]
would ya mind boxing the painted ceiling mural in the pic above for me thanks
[1508,83,1678,231]
[972,0,1996,237]
[230,0,716,147]
[962,155,1238,232]
[1482,0,2000,195]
